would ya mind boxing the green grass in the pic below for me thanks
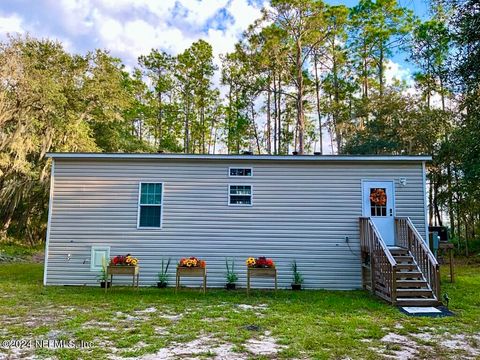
[0,263,478,359]
[0,240,44,259]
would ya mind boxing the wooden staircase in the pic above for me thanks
[360,217,441,307]
[389,247,439,306]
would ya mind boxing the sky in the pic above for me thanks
[0,0,430,84]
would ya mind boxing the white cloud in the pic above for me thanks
[53,0,266,73]
[0,13,25,36]
[55,0,95,34]
[385,60,413,87]
[1,0,265,90]
[179,0,230,27]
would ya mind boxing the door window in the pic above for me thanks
[370,188,387,217]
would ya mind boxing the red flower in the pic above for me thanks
[256,257,267,267]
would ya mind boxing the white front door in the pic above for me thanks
[362,181,395,246]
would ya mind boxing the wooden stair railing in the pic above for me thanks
[395,217,441,301]
[360,217,398,304]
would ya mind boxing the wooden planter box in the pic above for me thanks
[247,267,277,294]
[105,265,139,293]
[175,266,207,294]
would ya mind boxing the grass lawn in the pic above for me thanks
[0,263,479,360]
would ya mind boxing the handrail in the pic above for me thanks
[370,220,397,266]
[407,218,438,265]
[395,217,440,300]
[359,217,397,304]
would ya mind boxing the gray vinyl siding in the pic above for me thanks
[45,159,426,289]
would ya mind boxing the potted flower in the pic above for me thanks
[178,257,206,268]
[157,258,171,288]
[110,254,138,266]
[246,256,275,268]
[225,258,238,290]
[291,260,304,290]
[97,256,111,288]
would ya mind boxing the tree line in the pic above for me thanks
[0,0,478,253]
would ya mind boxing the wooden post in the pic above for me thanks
[175,267,207,294]
[449,248,455,283]
[247,267,277,295]
[391,265,397,305]
[106,265,139,292]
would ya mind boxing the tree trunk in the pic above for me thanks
[378,44,384,99]
[464,215,469,256]
[296,39,304,154]
[184,97,190,154]
[446,149,455,238]
[313,52,323,154]
[251,103,261,154]
[227,83,233,154]
[429,173,434,225]
[266,85,272,154]
[158,91,162,150]
[273,73,278,154]
[201,105,205,154]
[433,179,443,226]
[277,75,282,154]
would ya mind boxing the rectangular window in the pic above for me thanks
[229,167,252,177]
[138,183,163,228]
[229,185,252,206]
[90,246,110,271]
[370,188,387,217]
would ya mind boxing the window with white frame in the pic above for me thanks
[229,167,252,177]
[228,185,252,206]
[138,183,163,228]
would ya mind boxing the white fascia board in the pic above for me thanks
[46,153,432,162]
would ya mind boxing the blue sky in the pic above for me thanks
[0,0,430,82]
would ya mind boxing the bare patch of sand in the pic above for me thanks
[377,331,480,360]
[109,331,285,360]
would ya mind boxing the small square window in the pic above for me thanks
[229,185,252,206]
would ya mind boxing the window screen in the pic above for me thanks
[138,183,163,227]
[229,185,252,205]
[229,168,252,177]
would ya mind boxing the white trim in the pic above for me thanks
[43,159,54,286]
[137,182,164,229]
[228,166,253,177]
[46,152,432,162]
[422,161,429,246]
[228,184,253,207]
[90,246,110,271]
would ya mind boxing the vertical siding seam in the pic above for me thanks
[43,159,55,286]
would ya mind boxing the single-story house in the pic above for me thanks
[43,153,439,305]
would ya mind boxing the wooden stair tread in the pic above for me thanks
[396,298,440,306]
[397,289,434,297]
[396,280,428,288]
[393,255,414,262]
[396,264,417,270]
[395,271,423,279]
